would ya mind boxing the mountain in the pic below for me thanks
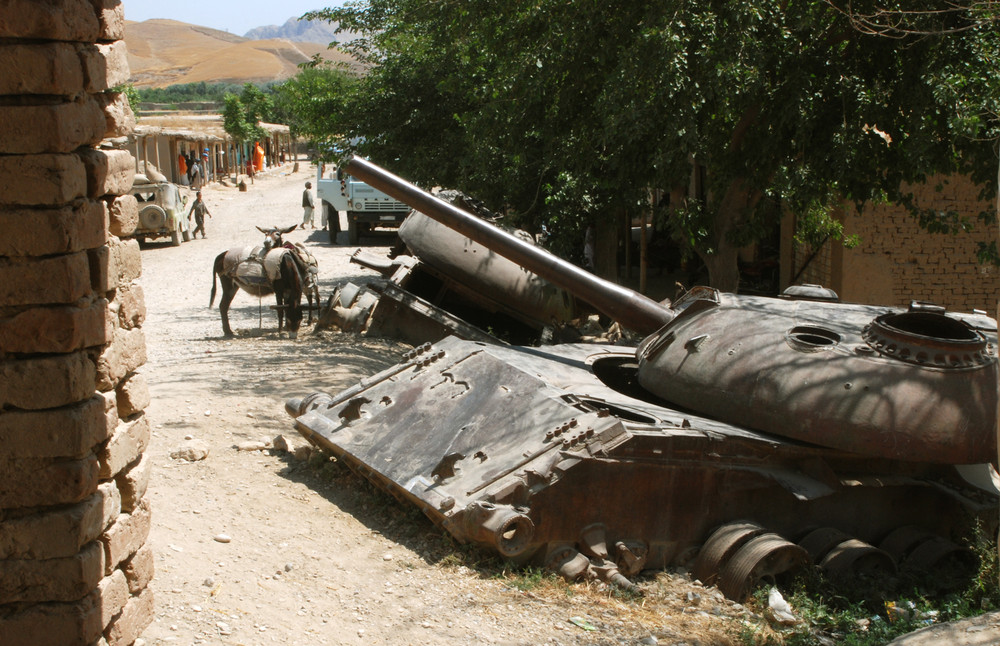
[125,19,359,89]
[243,17,359,44]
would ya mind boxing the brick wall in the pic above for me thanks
[788,174,999,313]
[0,2,154,645]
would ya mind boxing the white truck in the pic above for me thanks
[316,164,411,244]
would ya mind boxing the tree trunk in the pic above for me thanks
[699,178,762,293]
[700,244,741,293]
[594,210,620,282]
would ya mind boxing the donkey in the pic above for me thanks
[209,225,316,338]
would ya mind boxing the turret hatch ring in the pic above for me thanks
[862,310,993,368]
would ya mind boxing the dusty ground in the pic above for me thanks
[137,161,764,646]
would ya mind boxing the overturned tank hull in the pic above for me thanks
[320,210,590,346]
[288,335,997,599]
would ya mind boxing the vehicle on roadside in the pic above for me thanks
[132,174,190,246]
[317,164,411,245]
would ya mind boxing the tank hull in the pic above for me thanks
[288,336,996,597]
[398,211,577,329]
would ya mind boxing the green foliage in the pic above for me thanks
[304,1,999,290]
[110,83,140,120]
[136,81,248,106]
[221,84,270,144]
[271,63,359,153]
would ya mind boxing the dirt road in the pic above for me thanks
[137,161,748,645]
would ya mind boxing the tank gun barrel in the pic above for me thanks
[344,156,674,335]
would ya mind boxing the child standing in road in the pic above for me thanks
[188,191,212,238]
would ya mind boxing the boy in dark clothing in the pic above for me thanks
[188,191,211,238]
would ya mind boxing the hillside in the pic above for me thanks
[125,19,358,88]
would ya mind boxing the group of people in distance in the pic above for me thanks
[175,153,323,241]
[176,149,213,238]
[177,149,210,190]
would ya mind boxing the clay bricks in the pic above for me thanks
[78,147,134,198]
[0,154,88,206]
[91,0,126,42]
[0,588,104,646]
[0,396,107,460]
[115,453,150,513]
[0,487,117,560]
[0,43,84,95]
[2,4,153,644]
[100,499,151,575]
[97,414,150,480]
[96,237,142,292]
[106,194,137,238]
[0,351,96,410]
[115,372,149,418]
[0,41,128,97]
[0,199,107,257]
[95,327,146,391]
[115,285,146,329]
[0,96,107,155]
[95,569,128,629]
[0,299,111,354]
[121,543,153,595]
[0,454,99,509]
[0,0,101,42]
[104,585,153,646]
[96,91,135,139]
[0,252,93,306]
[0,540,105,604]
[114,238,143,284]
[79,41,129,92]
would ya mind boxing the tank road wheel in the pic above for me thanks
[170,229,181,246]
[691,521,766,587]
[798,527,852,563]
[347,213,359,245]
[819,539,896,582]
[716,533,808,601]
[880,526,979,588]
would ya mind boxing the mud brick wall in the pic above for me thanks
[0,2,154,645]
[787,175,999,313]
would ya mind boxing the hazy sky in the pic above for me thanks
[123,0,347,37]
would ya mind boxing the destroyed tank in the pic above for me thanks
[322,196,595,345]
[287,157,999,599]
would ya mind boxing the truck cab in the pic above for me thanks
[316,164,411,244]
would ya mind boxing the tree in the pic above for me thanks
[271,61,359,154]
[221,94,260,144]
[310,1,999,291]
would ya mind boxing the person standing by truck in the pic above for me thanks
[300,181,315,229]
